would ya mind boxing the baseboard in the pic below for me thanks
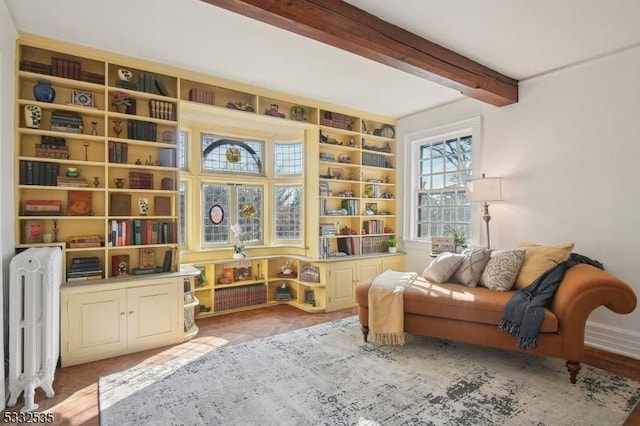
[585,321,640,360]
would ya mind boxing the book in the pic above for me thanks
[70,256,100,265]
[67,191,92,216]
[111,254,130,277]
[162,249,172,272]
[132,266,163,275]
[154,196,171,216]
[110,193,131,216]
[155,78,170,96]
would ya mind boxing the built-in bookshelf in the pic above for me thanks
[15,43,180,282]
[316,109,397,258]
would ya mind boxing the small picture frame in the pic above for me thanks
[71,89,94,107]
[328,167,343,180]
[139,247,156,269]
[23,220,43,244]
[365,203,378,214]
[300,265,320,283]
[304,289,316,306]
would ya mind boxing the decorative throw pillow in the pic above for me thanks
[422,252,464,283]
[479,249,526,291]
[450,247,492,287]
[514,242,574,289]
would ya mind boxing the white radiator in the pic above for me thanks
[8,247,63,412]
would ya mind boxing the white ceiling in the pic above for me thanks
[5,0,640,118]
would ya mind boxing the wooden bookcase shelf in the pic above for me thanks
[15,42,180,286]
[14,35,402,341]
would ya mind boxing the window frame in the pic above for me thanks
[405,117,482,245]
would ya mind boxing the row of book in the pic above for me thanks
[362,152,391,168]
[108,141,129,163]
[67,256,103,281]
[128,171,154,189]
[139,72,171,96]
[19,160,60,186]
[20,59,104,84]
[128,119,157,142]
[337,236,360,256]
[149,100,176,121]
[108,219,177,247]
[188,88,215,105]
[362,219,385,235]
[214,284,266,312]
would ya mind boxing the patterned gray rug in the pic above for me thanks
[99,316,639,425]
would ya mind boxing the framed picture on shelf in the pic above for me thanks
[304,289,316,306]
[67,191,92,216]
[23,220,43,244]
[71,89,94,107]
[365,203,377,214]
[328,167,343,180]
[139,247,156,269]
[300,266,320,283]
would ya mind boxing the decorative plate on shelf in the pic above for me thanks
[290,106,308,122]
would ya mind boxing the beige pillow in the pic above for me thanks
[422,252,464,283]
[480,249,525,291]
[450,248,492,287]
[514,242,574,289]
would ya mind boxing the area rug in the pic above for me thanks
[99,316,640,425]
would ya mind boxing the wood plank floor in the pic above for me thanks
[2,305,638,425]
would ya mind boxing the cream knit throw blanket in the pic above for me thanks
[367,270,417,345]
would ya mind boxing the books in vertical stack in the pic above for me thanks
[108,219,177,246]
[128,172,154,189]
[127,120,157,142]
[19,161,60,186]
[188,88,215,105]
[108,141,129,163]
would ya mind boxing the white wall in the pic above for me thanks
[0,0,17,409]
[398,46,640,358]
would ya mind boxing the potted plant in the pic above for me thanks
[111,91,131,113]
[446,226,467,253]
[387,236,397,253]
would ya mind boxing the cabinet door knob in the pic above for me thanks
[120,312,125,316]
[129,311,134,315]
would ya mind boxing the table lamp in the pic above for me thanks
[465,174,503,249]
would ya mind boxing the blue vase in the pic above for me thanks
[33,79,55,103]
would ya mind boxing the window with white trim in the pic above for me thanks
[408,118,480,242]
[177,127,304,252]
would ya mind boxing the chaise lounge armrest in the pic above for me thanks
[551,263,637,359]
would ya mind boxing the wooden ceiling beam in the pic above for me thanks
[200,0,518,107]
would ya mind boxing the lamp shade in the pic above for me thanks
[465,175,503,203]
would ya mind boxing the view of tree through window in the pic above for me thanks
[274,186,302,240]
[416,135,472,239]
[201,183,263,246]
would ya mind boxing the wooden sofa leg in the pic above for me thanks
[566,360,581,384]
[361,325,369,342]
